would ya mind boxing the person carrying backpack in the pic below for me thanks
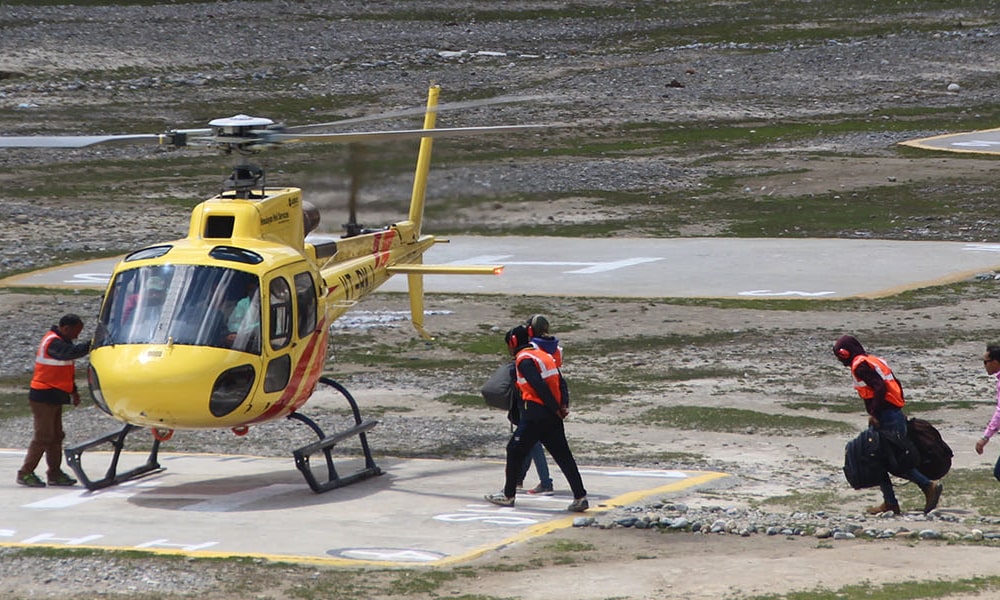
[833,334,943,514]
[516,314,563,495]
[485,325,588,512]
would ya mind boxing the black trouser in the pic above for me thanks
[503,407,586,499]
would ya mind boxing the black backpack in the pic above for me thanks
[844,428,887,489]
[907,417,953,480]
[481,361,521,424]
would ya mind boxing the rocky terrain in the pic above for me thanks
[4,2,1000,599]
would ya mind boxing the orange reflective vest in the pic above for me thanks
[30,331,76,393]
[850,354,904,408]
[515,346,563,407]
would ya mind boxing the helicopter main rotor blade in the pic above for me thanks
[267,124,548,145]
[0,128,214,149]
[281,95,557,134]
[0,134,168,149]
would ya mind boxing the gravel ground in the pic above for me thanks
[4,2,1000,599]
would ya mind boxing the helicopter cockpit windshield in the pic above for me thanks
[94,265,261,354]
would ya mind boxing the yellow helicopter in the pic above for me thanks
[0,85,536,493]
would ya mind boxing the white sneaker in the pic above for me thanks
[484,492,515,507]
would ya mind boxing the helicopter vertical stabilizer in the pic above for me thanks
[403,85,438,338]
[400,84,439,242]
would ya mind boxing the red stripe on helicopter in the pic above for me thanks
[372,229,396,269]
[247,317,328,423]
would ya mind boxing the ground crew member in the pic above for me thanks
[16,314,91,488]
[485,325,588,512]
[834,334,942,514]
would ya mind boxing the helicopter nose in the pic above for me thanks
[89,346,258,428]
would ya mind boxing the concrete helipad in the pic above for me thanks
[900,127,1000,156]
[0,449,727,565]
[4,236,1000,299]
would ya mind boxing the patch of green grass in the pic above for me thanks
[761,488,857,513]
[568,378,635,406]
[933,468,1000,517]
[782,396,858,414]
[642,405,855,435]
[384,570,465,596]
[435,392,487,409]
[746,575,1000,600]
[573,330,760,355]
[902,400,980,412]
[0,390,30,420]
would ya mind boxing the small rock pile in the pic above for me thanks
[575,502,1000,544]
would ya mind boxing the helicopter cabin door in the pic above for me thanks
[259,267,323,412]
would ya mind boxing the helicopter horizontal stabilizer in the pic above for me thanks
[386,264,504,276]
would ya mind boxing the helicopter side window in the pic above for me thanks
[294,272,318,339]
[269,277,292,351]
[225,278,261,354]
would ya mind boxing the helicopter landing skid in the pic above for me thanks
[64,424,163,491]
[289,376,382,493]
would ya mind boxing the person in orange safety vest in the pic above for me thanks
[834,334,942,515]
[485,325,588,512]
[16,314,91,488]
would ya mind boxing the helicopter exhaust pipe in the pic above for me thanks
[302,201,320,236]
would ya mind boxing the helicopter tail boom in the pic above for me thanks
[386,264,504,275]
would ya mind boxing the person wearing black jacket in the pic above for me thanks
[485,325,588,512]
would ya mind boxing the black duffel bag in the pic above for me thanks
[844,428,887,489]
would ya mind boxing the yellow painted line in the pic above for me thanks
[853,264,1000,299]
[432,470,730,567]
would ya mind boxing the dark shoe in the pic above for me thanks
[568,496,589,512]
[484,492,515,507]
[47,471,77,487]
[16,472,45,488]
[526,483,554,496]
[866,502,900,515]
[923,480,943,514]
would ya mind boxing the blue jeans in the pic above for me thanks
[519,442,552,488]
[878,407,931,505]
